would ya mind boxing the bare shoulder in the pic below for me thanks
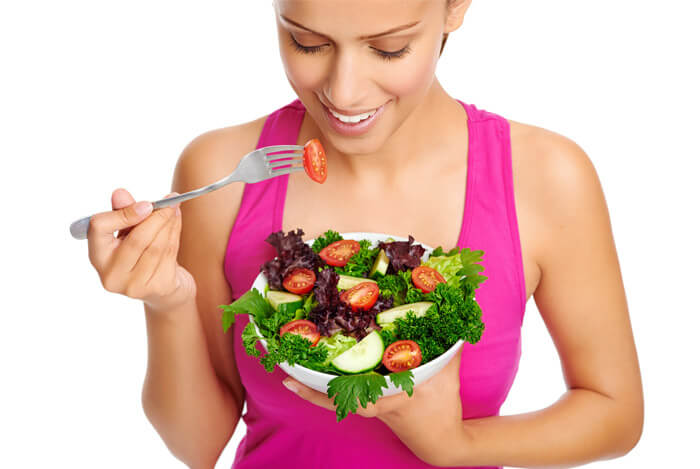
[171,115,267,402]
[510,121,608,293]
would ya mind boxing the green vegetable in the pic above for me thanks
[220,289,273,333]
[369,249,390,277]
[326,372,389,422]
[220,288,331,373]
[393,282,484,362]
[317,331,357,367]
[337,274,377,290]
[334,239,379,278]
[260,333,329,373]
[389,370,415,397]
[376,301,435,326]
[312,229,343,253]
[330,330,384,374]
[379,323,399,348]
[375,270,426,306]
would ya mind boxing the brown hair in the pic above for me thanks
[440,0,455,56]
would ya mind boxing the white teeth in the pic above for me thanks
[328,107,377,124]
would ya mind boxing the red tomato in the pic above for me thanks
[382,340,423,372]
[319,239,361,267]
[411,265,446,293]
[303,138,327,184]
[282,267,316,294]
[339,282,379,312]
[279,319,320,346]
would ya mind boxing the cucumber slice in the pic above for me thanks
[266,290,303,312]
[337,275,377,290]
[331,330,384,373]
[369,249,390,277]
[376,301,435,326]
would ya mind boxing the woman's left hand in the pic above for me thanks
[282,345,468,466]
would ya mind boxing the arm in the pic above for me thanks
[141,119,266,468]
[448,131,644,467]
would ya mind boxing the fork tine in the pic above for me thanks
[263,144,304,154]
[265,150,304,162]
[268,157,304,169]
[270,166,305,176]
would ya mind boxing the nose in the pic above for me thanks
[323,48,369,111]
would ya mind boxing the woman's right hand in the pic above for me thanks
[87,188,197,315]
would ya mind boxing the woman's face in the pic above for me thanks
[274,0,458,156]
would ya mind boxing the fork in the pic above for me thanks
[69,144,305,240]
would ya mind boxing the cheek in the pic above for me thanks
[279,49,328,92]
[376,50,438,97]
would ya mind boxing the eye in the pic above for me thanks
[289,33,328,55]
[372,45,412,61]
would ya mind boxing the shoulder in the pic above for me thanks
[174,116,268,187]
[507,120,608,266]
[508,119,602,213]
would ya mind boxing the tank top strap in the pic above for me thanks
[224,99,305,299]
[457,99,527,319]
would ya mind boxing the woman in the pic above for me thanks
[87,0,643,467]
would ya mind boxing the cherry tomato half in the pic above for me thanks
[303,138,327,184]
[340,281,379,312]
[279,319,320,347]
[411,265,446,293]
[319,239,361,267]
[282,267,316,295]
[382,340,422,372]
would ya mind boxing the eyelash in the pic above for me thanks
[288,34,411,61]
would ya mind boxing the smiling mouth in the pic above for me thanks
[326,106,378,124]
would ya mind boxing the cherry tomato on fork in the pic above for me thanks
[303,138,327,183]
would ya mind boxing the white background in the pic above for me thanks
[2,0,698,467]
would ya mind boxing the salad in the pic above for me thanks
[220,229,487,421]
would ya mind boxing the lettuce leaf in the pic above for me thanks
[317,331,357,367]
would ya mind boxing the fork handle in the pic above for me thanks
[69,191,209,240]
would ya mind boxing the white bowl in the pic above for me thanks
[249,232,464,396]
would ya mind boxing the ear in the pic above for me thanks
[445,0,472,33]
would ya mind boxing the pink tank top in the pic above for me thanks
[224,99,526,469]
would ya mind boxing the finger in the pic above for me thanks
[88,189,153,270]
[127,206,178,291]
[283,379,337,412]
[145,197,182,289]
[112,188,137,239]
[108,200,175,274]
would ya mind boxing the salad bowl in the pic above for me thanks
[248,232,465,396]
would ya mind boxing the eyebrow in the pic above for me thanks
[280,15,420,40]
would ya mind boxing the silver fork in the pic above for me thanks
[69,144,304,240]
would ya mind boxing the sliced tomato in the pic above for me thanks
[340,281,379,312]
[382,340,422,372]
[411,265,446,293]
[319,239,361,267]
[279,319,320,346]
[303,138,327,184]
[282,267,316,294]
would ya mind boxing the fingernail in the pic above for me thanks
[176,205,181,216]
[134,201,152,216]
[283,380,298,393]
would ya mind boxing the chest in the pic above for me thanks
[281,167,469,254]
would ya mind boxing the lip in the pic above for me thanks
[321,101,387,137]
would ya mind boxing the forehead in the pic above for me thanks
[276,0,441,38]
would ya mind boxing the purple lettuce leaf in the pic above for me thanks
[261,229,324,290]
[377,235,426,274]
